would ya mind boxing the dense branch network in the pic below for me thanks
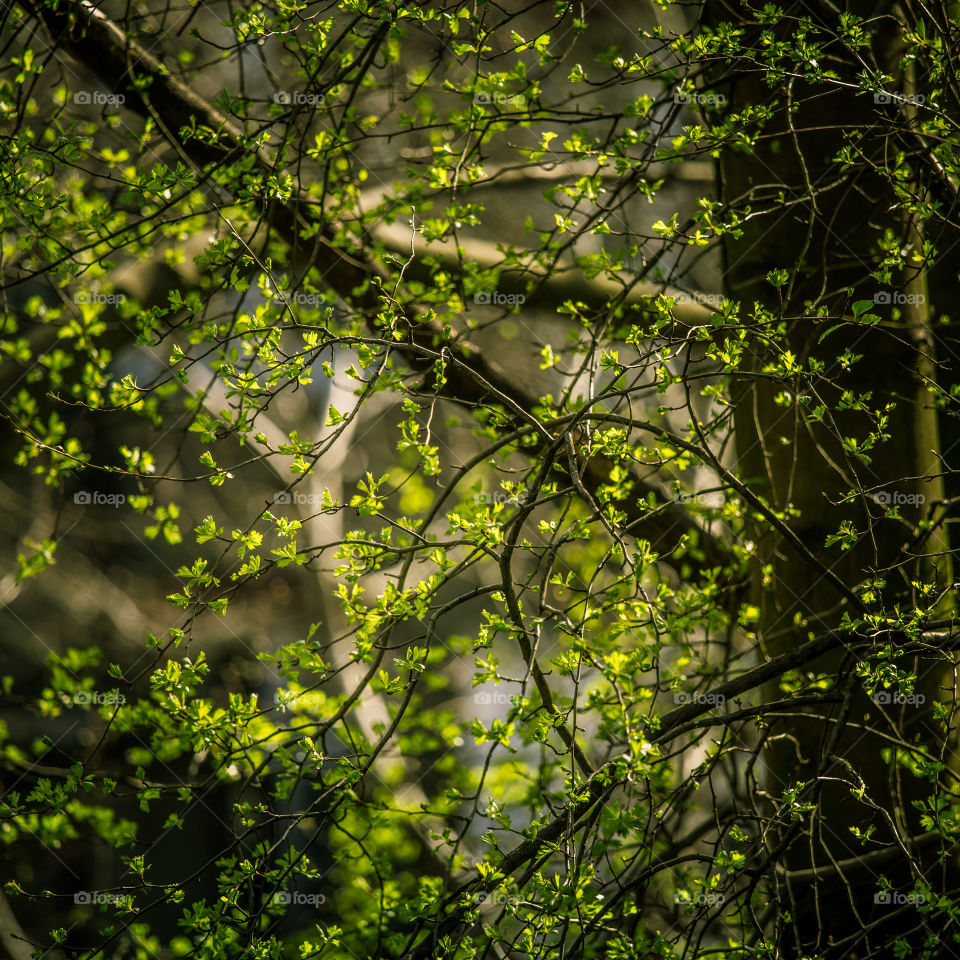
[1,2,959,960]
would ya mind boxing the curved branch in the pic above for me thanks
[24,0,730,579]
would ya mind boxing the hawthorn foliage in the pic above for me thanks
[1,1,959,959]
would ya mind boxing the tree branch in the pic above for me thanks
[25,0,730,578]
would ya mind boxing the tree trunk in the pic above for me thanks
[711,0,956,954]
